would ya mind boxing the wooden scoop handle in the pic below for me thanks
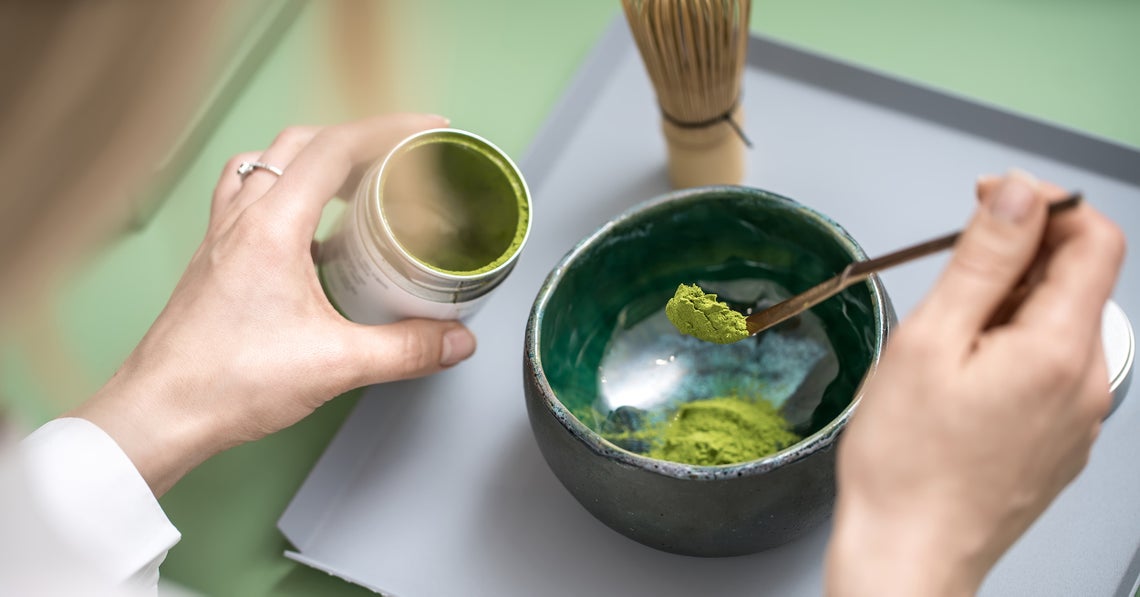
[744,192,1083,335]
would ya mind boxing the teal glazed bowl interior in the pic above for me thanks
[523,186,894,556]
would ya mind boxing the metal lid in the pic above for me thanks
[1105,300,1134,418]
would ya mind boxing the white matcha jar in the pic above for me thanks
[319,128,531,325]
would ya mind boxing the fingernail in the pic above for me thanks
[429,114,451,127]
[1008,167,1039,185]
[976,174,1000,187]
[976,175,1001,202]
[989,177,1036,224]
[441,328,476,366]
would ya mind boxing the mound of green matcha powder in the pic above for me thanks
[594,396,801,467]
[665,283,750,344]
[649,397,800,466]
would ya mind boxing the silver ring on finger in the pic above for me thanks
[236,161,284,180]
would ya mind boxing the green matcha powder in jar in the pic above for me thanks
[319,129,532,325]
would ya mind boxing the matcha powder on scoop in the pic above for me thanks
[665,283,750,344]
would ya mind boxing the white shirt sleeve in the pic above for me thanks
[18,417,182,593]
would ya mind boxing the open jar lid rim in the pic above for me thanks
[1104,300,1134,418]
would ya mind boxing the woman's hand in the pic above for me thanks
[70,114,477,496]
[826,171,1125,596]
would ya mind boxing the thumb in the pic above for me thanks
[348,319,477,386]
[916,171,1048,342]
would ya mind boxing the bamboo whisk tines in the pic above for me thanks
[622,0,752,188]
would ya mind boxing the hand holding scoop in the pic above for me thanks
[667,192,1083,343]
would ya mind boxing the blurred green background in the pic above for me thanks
[3,1,1138,594]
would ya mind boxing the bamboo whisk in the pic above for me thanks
[622,0,752,188]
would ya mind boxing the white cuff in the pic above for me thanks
[20,417,181,588]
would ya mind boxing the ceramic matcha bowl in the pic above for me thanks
[523,186,894,556]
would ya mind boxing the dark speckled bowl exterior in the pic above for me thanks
[523,186,895,557]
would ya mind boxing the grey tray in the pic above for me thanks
[279,17,1140,597]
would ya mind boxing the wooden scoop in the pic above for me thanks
[745,193,1083,336]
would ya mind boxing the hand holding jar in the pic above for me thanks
[70,114,479,497]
